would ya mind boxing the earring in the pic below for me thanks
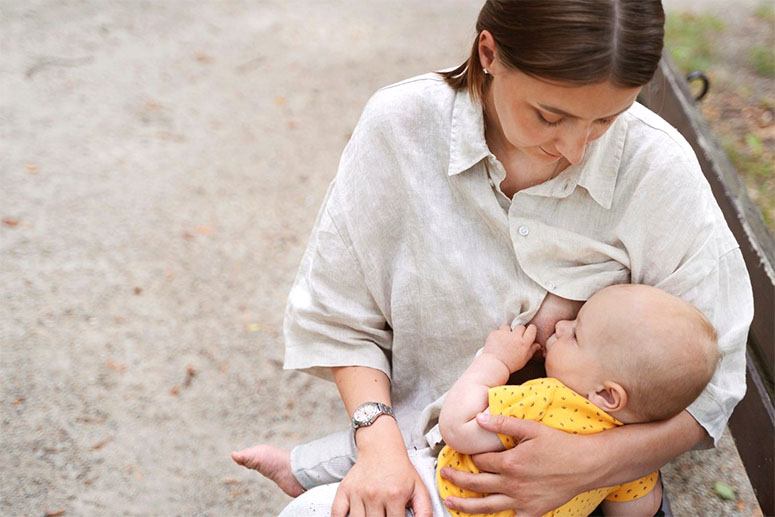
[482,68,490,75]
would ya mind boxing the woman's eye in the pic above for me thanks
[537,112,563,127]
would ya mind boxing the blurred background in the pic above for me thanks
[1,1,771,515]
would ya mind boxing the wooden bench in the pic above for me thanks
[639,55,775,516]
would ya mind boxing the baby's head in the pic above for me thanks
[544,284,719,423]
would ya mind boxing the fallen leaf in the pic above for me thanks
[91,437,112,450]
[246,322,262,333]
[13,397,25,406]
[194,225,213,236]
[44,510,65,517]
[133,286,143,295]
[182,231,195,241]
[2,217,19,228]
[106,360,127,373]
[144,100,161,111]
[713,481,736,501]
[183,365,197,387]
[736,500,746,511]
[194,51,213,64]
[287,120,298,129]
[222,477,241,485]
[25,163,39,174]
[274,96,287,106]
[170,385,180,396]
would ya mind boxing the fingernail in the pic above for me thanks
[476,412,489,423]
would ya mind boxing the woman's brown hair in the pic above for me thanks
[440,0,665,102]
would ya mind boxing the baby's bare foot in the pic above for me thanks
[231,445,305,497]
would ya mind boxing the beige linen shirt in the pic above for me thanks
[283,73,753,447]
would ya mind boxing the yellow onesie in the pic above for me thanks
[436,378,659,517]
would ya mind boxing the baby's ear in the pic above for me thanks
[587,381,628,413]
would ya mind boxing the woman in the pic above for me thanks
[274,1,752,515]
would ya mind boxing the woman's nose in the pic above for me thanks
[556,125,592,165]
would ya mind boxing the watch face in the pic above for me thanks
[354,404,379,425]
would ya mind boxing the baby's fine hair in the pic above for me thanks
[595,284,719,422]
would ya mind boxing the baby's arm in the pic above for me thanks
[439,324,540,455]
[602,476,662,516]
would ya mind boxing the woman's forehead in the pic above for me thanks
[505,71,640,119]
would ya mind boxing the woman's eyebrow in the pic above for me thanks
[537,103,632,120]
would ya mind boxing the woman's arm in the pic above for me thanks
[330,366,432,517]
[439,324,539,454]
[440,410,705,515]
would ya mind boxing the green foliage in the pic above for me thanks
[754,2,775,23]
[749,45,775,77]
[665,12,724,72]
[723,137,775,227]
[713,481,736,501]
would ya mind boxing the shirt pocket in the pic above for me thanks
[509,218,631,300]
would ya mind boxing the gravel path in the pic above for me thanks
[0,1,762,515]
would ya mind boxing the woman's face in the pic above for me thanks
[482,38,641,165]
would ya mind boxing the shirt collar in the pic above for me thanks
[574,115,627,210]
[447,88,491,177]
[447,87,627,210]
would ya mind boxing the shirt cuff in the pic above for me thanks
[284,342,392,383]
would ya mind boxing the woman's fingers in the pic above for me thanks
[331,486,350,517]
[444,493,516,515]
[410,478,433,517]
[385,498,406,517]
[348,496,367,517]
[439,466,503,494]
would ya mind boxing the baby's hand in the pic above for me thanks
[482,324,540,373]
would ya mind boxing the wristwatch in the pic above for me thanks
[351,402,395,432]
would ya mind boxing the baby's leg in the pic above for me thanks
[232,429,356,496]
[601,476,662,516]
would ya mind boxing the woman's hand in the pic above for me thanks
[440,411,706,515]
[439,414,598,516]
[331,418,432,517]
[529,293,583,346]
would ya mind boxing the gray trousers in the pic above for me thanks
[290,430,358,490]
[282,433,449,517]
[283,430,673,517]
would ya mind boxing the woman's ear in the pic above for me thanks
[478,30,497,73]
[587,381,628,413]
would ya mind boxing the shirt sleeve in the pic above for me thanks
[282,195,393,382]
[621,139,754,445]
[658,247,752,445]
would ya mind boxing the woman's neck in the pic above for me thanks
[482,91,568,197]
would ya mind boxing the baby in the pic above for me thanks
[233,284,718,516]
[436,283,718,516]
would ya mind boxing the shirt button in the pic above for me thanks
[546,281,556,290]
[518,225,529,237]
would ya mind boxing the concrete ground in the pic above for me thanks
[0,1,763,515]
